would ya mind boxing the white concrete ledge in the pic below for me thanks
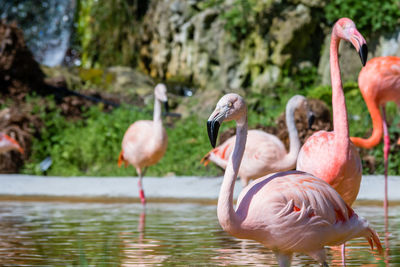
[0,174,399,202]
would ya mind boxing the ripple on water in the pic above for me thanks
[0,201,398,266]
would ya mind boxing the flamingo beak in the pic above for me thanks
[163,100,169,114]
[359,44,368,66]
[307,111,315,129]
[207,120,220,148]
[349,29,368,66]
[207,108,225,148]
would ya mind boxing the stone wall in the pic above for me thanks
[138,0,326,93]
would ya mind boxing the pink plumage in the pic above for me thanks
[296,18,367,207]
[202,95,311,186]
[350,56,400,237]
[0,133,23,154]
[207,93,382,266]
[118,84,168,205]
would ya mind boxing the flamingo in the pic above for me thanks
[350,56,400,249]
[296,18,368,206]
[296,18,368,263]
[207,93,382,266]
[201,95,314,186]
[0,133,23,154]
[118,83,169,205]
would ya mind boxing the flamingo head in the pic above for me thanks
[0,133,24,154]
[334,18,368,66]
[154,83,169,113]
[207,93,246,148]
[286,95,315,129]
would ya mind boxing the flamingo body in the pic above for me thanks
[234,171,379,255]
[297,131,362,205]
[204,130,286,184]
[203,95,310,186]
[120,120,167,169]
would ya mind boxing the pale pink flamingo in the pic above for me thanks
[207,93,382,266]
[118,83,169,205]
[201,95,314,187]
[0,133,23,154]
[350,56,400,233]
[296,18,368,263]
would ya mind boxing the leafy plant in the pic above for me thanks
[325,0,400,36]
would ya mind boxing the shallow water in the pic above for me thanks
[0,201,398,266]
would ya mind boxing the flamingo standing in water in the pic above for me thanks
[201,95,314,187]
[118,84,169,205]
[0,133,23,154]
[207,93,382,266]
[296,18,368,263]
[350,56,400,233]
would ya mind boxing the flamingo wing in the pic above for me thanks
[236,171,380,253]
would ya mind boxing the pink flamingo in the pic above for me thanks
[201,95,314,187]
[0,133,23,154]
[296,18,368,263]
[350,56,400,234]
[296,18,367,206]
[207,93,382,266]
[118,84,169,205]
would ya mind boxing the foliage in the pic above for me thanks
[199,0,257,43]
[325,0,400,36]
[23,100,221,177]
[76,0,145,68]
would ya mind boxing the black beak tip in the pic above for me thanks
[163,101,169,114]
[308,113,315,129]
[359,44,368,67]
[207,120,220,148]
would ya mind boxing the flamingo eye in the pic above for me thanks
[227,102,232,108]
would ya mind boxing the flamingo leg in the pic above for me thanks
[381,106,390,260]
[136,168,146,206]
[381,106,389,234]
[341,243,346,266]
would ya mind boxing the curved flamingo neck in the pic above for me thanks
[153,97,162,123]
[217,115,247,235]
[350,100,383,148]
[330,28,350,154]
[284,100,301,166]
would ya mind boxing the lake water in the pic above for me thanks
[0,200,398,266]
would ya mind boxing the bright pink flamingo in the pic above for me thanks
[0,133,23,154]
[350,56,400,234]
[202,95,313,187]
[118,84,169,205]
[207,93,382,266]
[296,18,368,263]
[296,18,367,206]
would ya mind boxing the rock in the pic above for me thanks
[0,20,46,103]
[106,66,155,97]
[319,28,400,85]
[138,0,326,93]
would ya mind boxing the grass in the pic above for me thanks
[21,78,400,177]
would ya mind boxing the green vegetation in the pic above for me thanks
[22,76,400,176]
[325,0,400,36]
[76,0,143,68]
[23,98,222,177]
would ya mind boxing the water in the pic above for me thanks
[0,201,398,266]
[0,0,75,66]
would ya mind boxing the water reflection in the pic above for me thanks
[0,201,398,265]
[119,210,169,266]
